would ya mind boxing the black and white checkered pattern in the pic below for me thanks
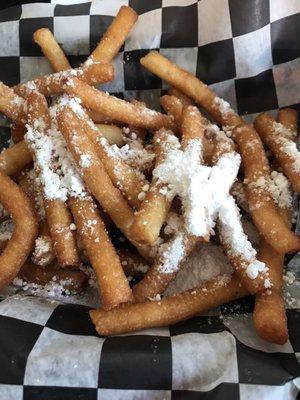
[0,0,300,399]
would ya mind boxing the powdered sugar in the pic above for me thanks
[157,233,185,274]
[213,97,233,117]
[25,99,87,201]
[273,122,300,172]
[218,196,268,279]
[80,154,92,168]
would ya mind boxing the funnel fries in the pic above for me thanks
[254,112,300,193]
[0,170,38,289]
[64,78,177,132]
[91,275,247,335]
[0,141,32,176]
[69,196,133,310]
[34,28,71,72]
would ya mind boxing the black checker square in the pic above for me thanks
[0,315,43,385]
[221,296,255,315]
[172,383,240,400]
[19,17,53,56]
[54,2,91,16]
[0,126,12,150]
[161,4,198,48]
[0,56,19,86]
[89,14,114,54]
[65,54,86,68]
[235,69,278,115]
[229,0,270,37]
[0,5,21,22]
[129,0,162,15]
[99,335,172,389]
[124,49,162,90]
[196,39,235,85]
[170,315,226,336]
[236,339,300,385]
[23,386,97,400]
[287,309,300,353]
[271,13,300,65]
[46,303,97,336]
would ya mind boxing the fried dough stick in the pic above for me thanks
[34,28,71,71]
[253,111,296,344]
[69,196,133,310]
[90,275,248,335]
[11,123,26,143]
[140,51,243,128]
[84,6,138,65]
[233,123,300,254]
[129,129,178,245]
[18,260,87,293]
[0,141,32,176]
[26,91,80,267]
[63,78,177,132]
[254,112,300,193]
[57,104,135,238]
[63,103,148,209]
[0,170,38,289]
[278,108,298,139]
[14,62,114,98]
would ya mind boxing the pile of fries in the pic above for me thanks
[0,6,299,344]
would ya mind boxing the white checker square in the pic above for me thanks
[20,56,53,83]
[209,79,237,115]
[98,389,172,400]
[171,332,238,391]
[162,0,196,6]
[160,47,197,89]
[24,327,104,388]
[0,385,22,400]
[270,0,300,23]
[0,21,19,56]
[233,25,273,79]
[125,9,162,52]
[239,381,298,400]
[101,52,124,93]
[198,0,232,46]
[273,58,300,108]
[54,16,90,55]
[0,295,59,326]
[21,3,55,19]
[90,0,128,16]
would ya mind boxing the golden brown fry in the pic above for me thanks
[181,105,206,150]
[0,170,38,289]
[18,260,87,293]
[73,109,147,209]
[85,6,138,64]
[254,112,300,193]
[31,221,55,267]
[168,87,194,106]
[0,141,32,176]
[69,196,133,310]
[34,28,71,72]
[11,123,26,143]
[64,78,177,132]
[14,62,114,98]
[133,235,199,303]
[130,129,177,245]
[26,91,80,268]
[278,108,298,138]
[253,115,295,344]
[57,105,135,237]
[90,275,247,335]
[117,248,149,278]
[160,94,183,128]
[233,123,300,254]
[140,51,243,128]
[0,82,27,123]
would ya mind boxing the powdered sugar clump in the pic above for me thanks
[213,97,233,117]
